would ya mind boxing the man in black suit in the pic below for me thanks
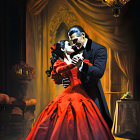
[65,25,113,130]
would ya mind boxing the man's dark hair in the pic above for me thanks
[68,25,89,38]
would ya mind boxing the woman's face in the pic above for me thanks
[64,41,75,55]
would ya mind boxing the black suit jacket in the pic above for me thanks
[78,38,113,129]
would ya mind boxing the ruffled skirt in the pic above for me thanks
[26,85,114,140]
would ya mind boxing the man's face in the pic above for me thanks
[70,32,85,49]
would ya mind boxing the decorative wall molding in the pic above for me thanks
[48,5,79,45]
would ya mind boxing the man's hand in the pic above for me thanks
[72,54,83,67]
[62,78,70,88]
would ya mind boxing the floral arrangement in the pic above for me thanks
[11,61,36,81]
[120,91,133,100]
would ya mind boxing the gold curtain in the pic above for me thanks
[26,1,57,118]
[114,51,135,93]
[27,0,50,15]
[26,0,135,117]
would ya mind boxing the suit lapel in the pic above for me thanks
[83,38,92,59]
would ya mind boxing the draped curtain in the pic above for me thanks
[114,51,134,92]
[26,0,135,117]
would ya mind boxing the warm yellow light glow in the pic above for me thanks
[26,70,29,75]
[17,68,22,75]
[102,0,130,17]
[105,0,114,3]
[103,0,130,6]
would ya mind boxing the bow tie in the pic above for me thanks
[70,46,85,59]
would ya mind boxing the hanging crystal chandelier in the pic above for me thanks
[102,0,130,18]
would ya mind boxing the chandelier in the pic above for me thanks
[102,0,130,18]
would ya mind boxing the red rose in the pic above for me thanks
[50,43,56,54]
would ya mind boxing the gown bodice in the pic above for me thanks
[51,59,92,86]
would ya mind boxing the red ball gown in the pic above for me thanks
[26,59,114,140]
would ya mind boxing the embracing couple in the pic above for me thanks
[26,25,114,140]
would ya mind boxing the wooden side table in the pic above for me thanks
[112,100,140,139]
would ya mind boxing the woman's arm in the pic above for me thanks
[56,64,74,74]
[50,60,73,84]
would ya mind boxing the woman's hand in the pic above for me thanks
[72,54,83,67]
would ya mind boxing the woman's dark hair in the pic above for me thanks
[68,25,89,38]
[46,40,66,77]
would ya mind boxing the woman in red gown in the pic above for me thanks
[26,40,114,140]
